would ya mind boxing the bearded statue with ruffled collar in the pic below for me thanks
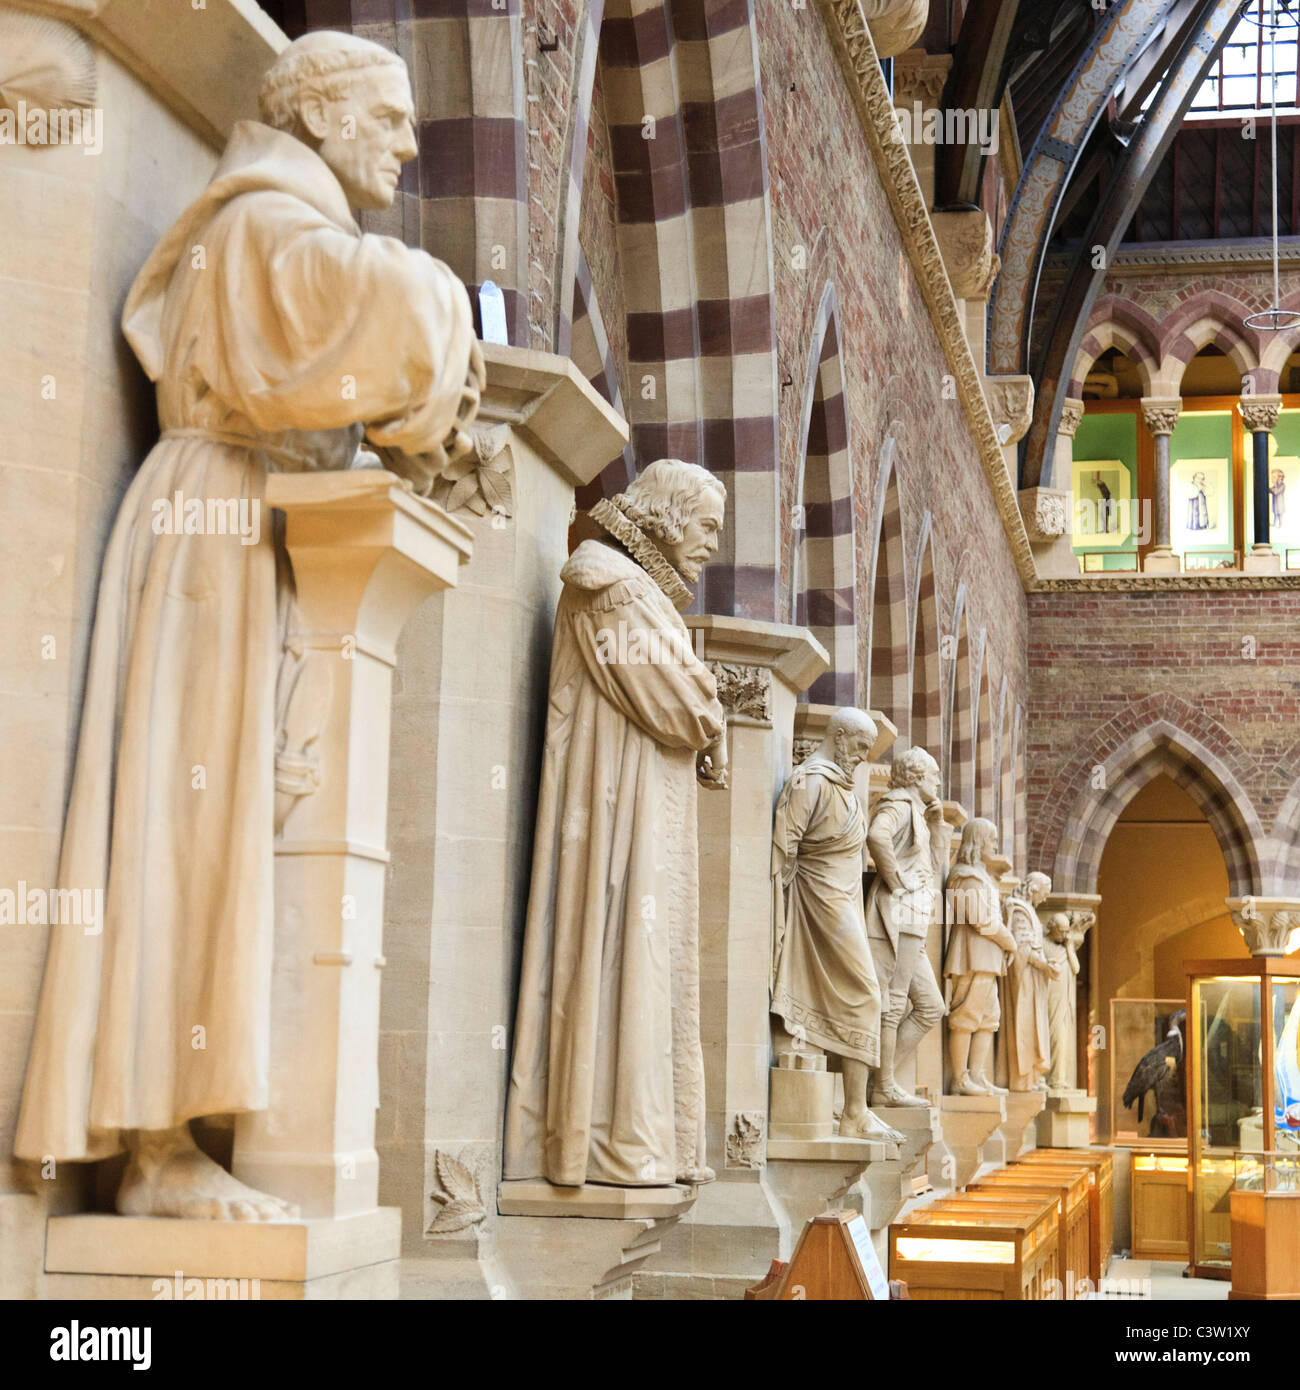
[504,459,728,1188]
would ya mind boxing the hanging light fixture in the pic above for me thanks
[1244,0,1300,330]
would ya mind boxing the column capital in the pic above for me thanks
[1239,394,1283,434]
[1141,397,1182,436]
[1058,398,1086,439]
[1226,897,1300,957]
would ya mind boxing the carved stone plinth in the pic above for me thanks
[381,345,628,1297]
[852,1105,940,1230]
[931,1095,1007,1192]
[1243,544,1282,574]
[495,1184,695,1299]
[985,1091,1047,1168]
[228,472,473,1233]
[1038,1091,1097,1148]
[1227,897,1300,957]
[43,1210,401,1300]
[1144,547,1182,575]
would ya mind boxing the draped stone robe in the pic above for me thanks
[1003,898,1052,1090]
[503,538,724,1187]
[16,121,476,1161]
[770,756,881,1066]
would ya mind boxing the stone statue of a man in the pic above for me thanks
[15,31,483,1219]
[943,818,1017,1096]
[863,747,947,1107]
[1044,908,1093,1092]
[771,708,903,1145]
[505,459,729,1189]
[1003,871,1060,1093]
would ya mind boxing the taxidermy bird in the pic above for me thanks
[1123,1009,1187,1138]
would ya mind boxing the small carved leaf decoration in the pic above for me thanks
[445,473,481,513]
[477,466,513,517]
[427,1197,483,1234]
[435,1149,478,1202]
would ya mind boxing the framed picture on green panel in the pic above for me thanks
[1171,456,1231,553]
[1072,458,1132,547]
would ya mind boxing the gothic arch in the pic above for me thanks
[910,516,942,760]
[1069,297,1161,397]
[867,442,910,738]
[1053,720,1266,899]
[793,285,856,705]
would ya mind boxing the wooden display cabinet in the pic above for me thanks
[1229,1151,1300,1300]
[1013,1149,1114,1281]
[1185,956,1300,1279]
[889,1194,1059,1301]
[1130,1150,1191,1260]
[967,1166,1091,1288]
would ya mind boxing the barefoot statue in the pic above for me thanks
[14,31,484,1218]
[504,460,729,1188]
[1003,872,1060,1093]
[943,819,1017,1096]
[863,747,947,1108]
[771,708,903,1145]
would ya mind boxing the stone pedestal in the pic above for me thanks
[931,1094,1006,1191]
[986,1091,1047,1166]
[496,1185,695,1300]
[633,617,829,1299]
[1039,1091,1097,1148]
[853,1105,940,1230]
[1243,544,1282,574]
[231,471,473,1232]
[43,1210,400,1300]
[381,345,628,1297]
[1144,547,1181,574]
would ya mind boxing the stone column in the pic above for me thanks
[931,209,999,365]
[1142,397,1182,573]
[636,620,832,1299]
[891,50,953,208]
[1038,892,1101,1148]
[1226,897,1300,957]
[1240,396,1283,574]
[1054,396,1085,494]
[231,472,475,1229]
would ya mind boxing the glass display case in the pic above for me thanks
[1230,1151,1300,1300]
[1186,956,1300,1278]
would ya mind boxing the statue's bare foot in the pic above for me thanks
[871,1082,930,1109]
[839,1110,904,1145]
[971,1075,1007,1096]
[117,1125,299,1222]
[954,1071,990,1097]
[677,1165,716,1186]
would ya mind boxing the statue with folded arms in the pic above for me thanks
[1044,908,1092,1092]
[863,747,947,1109]
[15,31,483,1219]
[943,818,1017,1096]
[771,708,903,1145]
[504,459,729,1189]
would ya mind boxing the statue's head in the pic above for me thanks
[889,746,940,802]
[1024,870,1051,906]
[822,707,878,775]
[1045,911,1071,944]
[955,816,998,867]
[619,459,727,582]
[259,31,416,212]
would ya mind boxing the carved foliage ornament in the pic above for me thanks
[427,1149,487,1234]
[1058,399,1085,439]
[708,661,773,724]
[1230,900,1300,958]
[1141,400,1182,437]
[725,1112,765,1169]
[429,423,513,519]
[1019,488,1068,542]
[986,377,1035,447]
[0,12,96,118]
[932,210,999,302]
[1239,398,1282,434]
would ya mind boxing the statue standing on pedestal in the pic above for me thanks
[943,818,1017,1096]
[863,747,947,1108]
[14,31,483,1218]
[1044,909,1093,1092]
[771,708,902,1144]
[504,460,729,1189]
[1003,872,1060,1093]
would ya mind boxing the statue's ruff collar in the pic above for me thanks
[589,497,693,611]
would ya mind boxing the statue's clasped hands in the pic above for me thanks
[697,732,729,790]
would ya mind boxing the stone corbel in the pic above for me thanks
[931,209,999,303]
[986,376,1035,448]
[862,0,932,60]
[1227,897,1300,958]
